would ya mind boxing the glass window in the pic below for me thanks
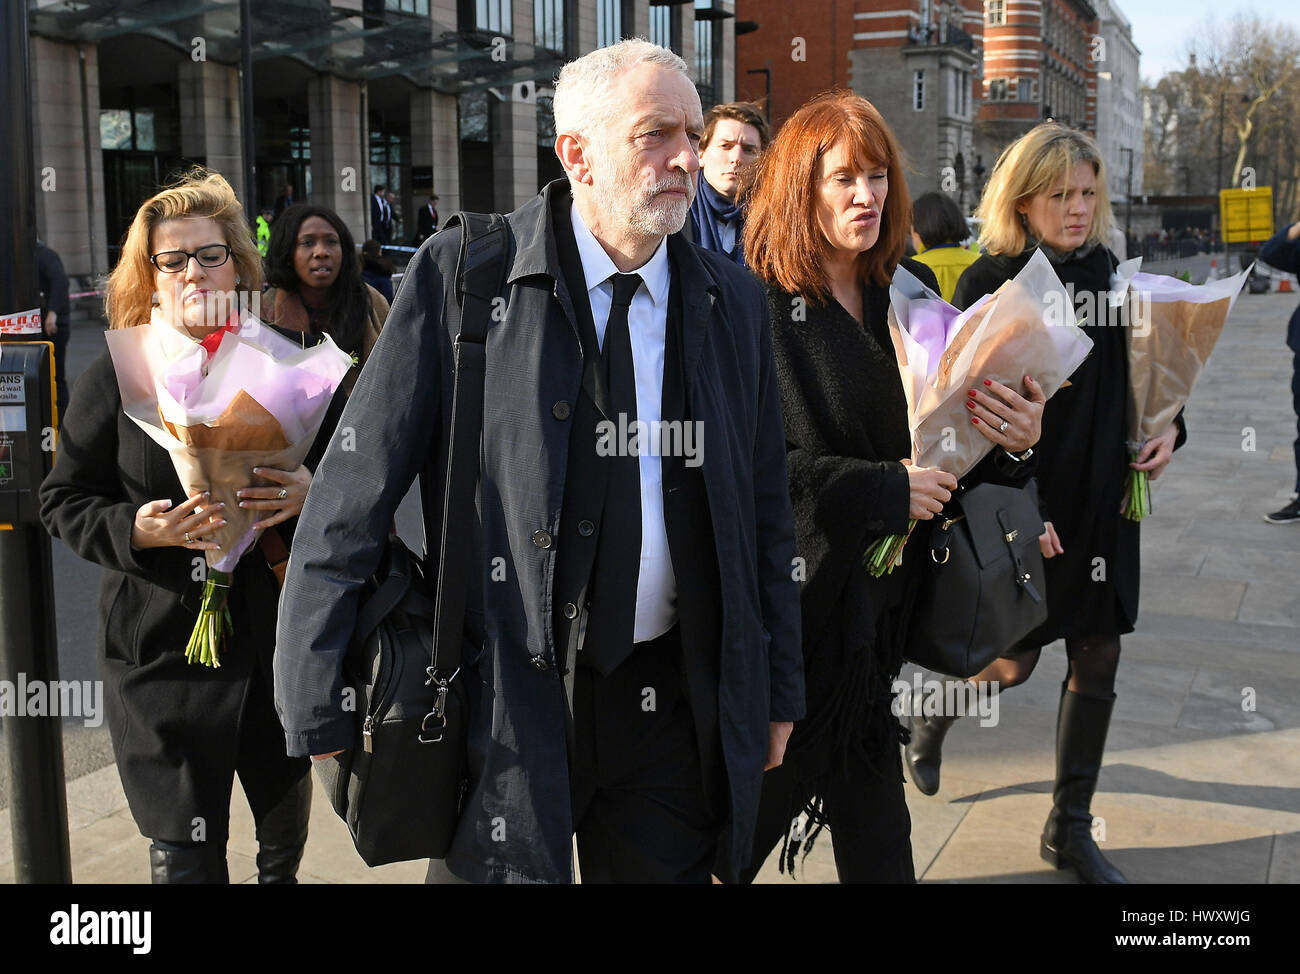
[649,6,672,51]
[535,0,565,54]
[985,0,1004,27]
[597,0,621,48]
[1018,78,1033,101]
[470,0,512,34]
[99,109,132,151]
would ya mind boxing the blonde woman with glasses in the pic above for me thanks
[904,124,1186,884]
[40,169,345,883]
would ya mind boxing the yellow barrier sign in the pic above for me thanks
[1219,187,1274,244]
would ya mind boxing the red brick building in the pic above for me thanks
[976,0,1099,171]
[736,1,986,209]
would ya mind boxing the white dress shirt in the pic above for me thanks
[570,203,677,643]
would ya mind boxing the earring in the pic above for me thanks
[235,275,242,285]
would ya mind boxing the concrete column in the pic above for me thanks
[630,1,649,40]
[177,59,244,206]
[307,75,367,244]
[29,37,106,279]
[493,0,539,210]
[719,1,736,103]
[411,88,462,218]
[577,0,598,55]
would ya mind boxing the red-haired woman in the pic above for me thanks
[738,91,1045,882]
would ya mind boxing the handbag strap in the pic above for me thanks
[426,211,513,681]
[995,508,1043,604]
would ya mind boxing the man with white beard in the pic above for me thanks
[275,39,804,884]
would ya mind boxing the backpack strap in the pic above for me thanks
[426,212,512,683]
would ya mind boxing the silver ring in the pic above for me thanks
[277,487,288,500]
[184,532,192,544]
[998,420,1010,433]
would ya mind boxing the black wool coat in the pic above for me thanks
[39,338,344,842]
[952,245,1186,642]
[767,259,1034,789]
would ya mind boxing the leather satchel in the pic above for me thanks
[313,211,512,867]
[905,480,1048,679]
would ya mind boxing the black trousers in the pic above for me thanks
[741,744,915,884]
[569,626,718,883]
[1292,351,1300,494]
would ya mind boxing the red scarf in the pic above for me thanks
[197,312,242,356]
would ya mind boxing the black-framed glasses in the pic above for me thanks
[150,244,232,274]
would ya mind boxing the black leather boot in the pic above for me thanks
[149,841,230,884]
[255,774,312,884]
[1040,689,1128,884]
[905,712,958,796]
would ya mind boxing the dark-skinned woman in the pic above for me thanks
[263,204,389,392]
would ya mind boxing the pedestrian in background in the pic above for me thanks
[910,123,1187,884]
[37,238,71,418]
[909,190,980,302]
[40,169,342,884]
[1258,215,1300,524]
[686,101,769,265]
[255,206,273,257]
[360,238,396,305]
[415,193,440,244]
[370,184,392,245]
[739,91,1041,883]
[263,203,389,394]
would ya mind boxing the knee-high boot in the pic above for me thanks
[1040,688,1128,884]
[254,773,312,884]
[149,841,230,884]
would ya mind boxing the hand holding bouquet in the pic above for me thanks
[1117,259,1250,520]
[106,310,352,665]
[865,250,1094,575]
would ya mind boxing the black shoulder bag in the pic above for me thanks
[314,212,512,867]
[904,480,1049,679]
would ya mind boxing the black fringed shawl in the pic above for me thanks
[764,260,941,853]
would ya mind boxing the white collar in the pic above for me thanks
[570,201,670,307]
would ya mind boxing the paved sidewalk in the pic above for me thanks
[5,289,1299,884]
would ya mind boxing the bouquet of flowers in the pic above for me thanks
[1116,258,1251,520]
[105,310,352,665]
[864,249,1094,575]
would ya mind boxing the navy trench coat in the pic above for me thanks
[274,180,804,883]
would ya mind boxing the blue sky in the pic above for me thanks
[1119,0,1300,83]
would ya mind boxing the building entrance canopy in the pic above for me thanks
[28,0,566,94]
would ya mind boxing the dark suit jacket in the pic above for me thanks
[274,179,804,884]
[416,203,438,243]
[371,194,392,243]
[1259,224,1300,351]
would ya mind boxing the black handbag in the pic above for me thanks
[313,211,512,867]
[904,480,1049,679]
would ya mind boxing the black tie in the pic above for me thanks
[582,272,643,675]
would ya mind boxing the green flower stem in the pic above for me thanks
[1122,454,1152,522]
[863,519,919,577]
[185,569,233,667]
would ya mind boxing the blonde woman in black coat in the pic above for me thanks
[737,92,1044,882]
[40,169,344,883]
[905,124,1186,883]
